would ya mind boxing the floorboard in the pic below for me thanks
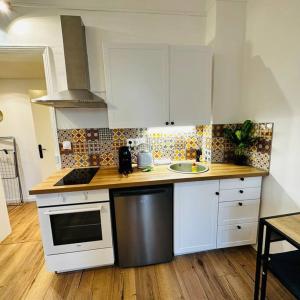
[0,203,296,300]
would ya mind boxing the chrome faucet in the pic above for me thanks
[195,148,202,162]
[185,146,202,162]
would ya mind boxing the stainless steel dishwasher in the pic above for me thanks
[111,184,173,267]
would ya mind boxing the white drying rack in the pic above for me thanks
[0,137,23,205]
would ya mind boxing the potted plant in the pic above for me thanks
[224,120,257,165]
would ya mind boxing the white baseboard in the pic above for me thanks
[6,195,36,204]
[23,195,36,202]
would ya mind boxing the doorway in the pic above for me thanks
[0,47,59,208]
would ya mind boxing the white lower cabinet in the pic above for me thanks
[174,177,262,255]
[174,180,219,255]
[217,177,262,249]
[217,222,258,248]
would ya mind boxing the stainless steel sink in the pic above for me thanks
[168,162,209,174]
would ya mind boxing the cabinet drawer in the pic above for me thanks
[218,200,260,226]
[85,190,110,202]
[217,222,258,248]
[36,190,109,207]
[219,188,261,202]
[220,177,262,190]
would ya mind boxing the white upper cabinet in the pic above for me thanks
[169,46,212,126]
[103,43,212,128]
[103,43,169,128]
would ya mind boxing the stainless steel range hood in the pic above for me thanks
[32,15,107,108]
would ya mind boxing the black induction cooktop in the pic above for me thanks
[54,167,99,186]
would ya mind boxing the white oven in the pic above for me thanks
[38,201,113,256]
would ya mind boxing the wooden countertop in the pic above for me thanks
[266,213,300,245]
[29,163,268,195]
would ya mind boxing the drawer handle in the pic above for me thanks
[215,192,220,196]
[237,225,242,229]
[239,190,244,194]
[238,202,243,206]
[240,178,245,181]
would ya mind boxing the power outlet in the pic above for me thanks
[126,138,146,149]
[126,139,136,148]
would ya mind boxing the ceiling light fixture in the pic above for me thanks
[0,0,11,15]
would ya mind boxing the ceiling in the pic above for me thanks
[13,0,207,15]
[0,52,45,79]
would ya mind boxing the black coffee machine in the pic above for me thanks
[118,146,133,175]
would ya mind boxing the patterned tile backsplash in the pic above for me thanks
[58,123,274,171]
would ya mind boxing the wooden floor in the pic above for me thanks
[0,203,295,300]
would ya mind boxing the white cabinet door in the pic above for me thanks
[103,43,169,128]
[169,46,212,126]
[174,180,219,255]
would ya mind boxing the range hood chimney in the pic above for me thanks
[32,15,107,108]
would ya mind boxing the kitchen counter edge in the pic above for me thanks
[29,164,268,196]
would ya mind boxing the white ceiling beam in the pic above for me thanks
[12,1,207,17]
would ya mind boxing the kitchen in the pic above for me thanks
[0,0,299,299]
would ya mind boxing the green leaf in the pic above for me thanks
[224,120,257,153]
[235,130,242,141]
[224,128,239,145]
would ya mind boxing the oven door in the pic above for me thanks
[38,202,113,255]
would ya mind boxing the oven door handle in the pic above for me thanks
[43,206,102,215]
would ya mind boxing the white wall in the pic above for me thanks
[211,0,247,124]
[0,79,46,200]
[55,108,109,129]
[203,0,247,123]
[0,177,11,242]
[205,0,216,46]
[0,6,206,129]
[242,0,300,218]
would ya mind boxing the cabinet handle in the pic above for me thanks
[240,177,245,181]
[238,202,243,206]
[237,225,242,229]
[171,121,175,125]
[239,190,244,194]
[215,192,219,196]
[165,122,169,126]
